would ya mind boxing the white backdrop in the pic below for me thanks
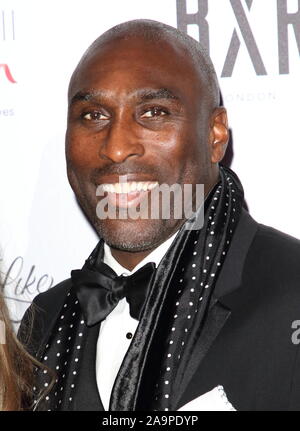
[0,0,299,324]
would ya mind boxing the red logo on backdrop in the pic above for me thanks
[0,64,16,83]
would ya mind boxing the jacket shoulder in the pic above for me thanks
[253,222,300,266]
[243,222,300,294]
[33,278,72,313]
[18,278,72,357]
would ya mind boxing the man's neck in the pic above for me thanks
[109,231,179,271]
[109,248,153,272]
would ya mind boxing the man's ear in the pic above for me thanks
[209,107,229,164]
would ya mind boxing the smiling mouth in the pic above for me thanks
[97,180,159,209]
[101,181,158,193]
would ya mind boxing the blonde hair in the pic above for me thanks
[0,287,56,410]
[0,290,41,410]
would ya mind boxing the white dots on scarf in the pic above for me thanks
[34,291,87,410]
[157,168,241,411]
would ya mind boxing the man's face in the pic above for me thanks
[66,36,216,251]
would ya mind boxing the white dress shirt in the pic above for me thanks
[95,232,178,411]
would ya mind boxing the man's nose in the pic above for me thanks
[99,115,144,163]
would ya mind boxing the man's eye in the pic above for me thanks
[82,112,109,121]
[140,107,168,118]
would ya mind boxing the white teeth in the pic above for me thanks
[147,183,157,190]
[101,181,158,194]
[120,183,129,193]
[130,181,137,192]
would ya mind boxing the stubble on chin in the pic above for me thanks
[93,218,177,252]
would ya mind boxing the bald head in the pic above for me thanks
[69,19,220,110]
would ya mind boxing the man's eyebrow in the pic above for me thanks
[139,88,180,101]
[70,91,97,105]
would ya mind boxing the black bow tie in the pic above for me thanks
[71,261,156,327]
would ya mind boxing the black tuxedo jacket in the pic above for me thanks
[19,210,300,411]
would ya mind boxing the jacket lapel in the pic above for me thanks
[176,210,258,408]
[175,299,231,408]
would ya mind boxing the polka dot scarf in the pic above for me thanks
[153,166,243,411]
[32,290,93,410]
[109,166,244,411]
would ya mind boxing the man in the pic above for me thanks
[19,19,300,411]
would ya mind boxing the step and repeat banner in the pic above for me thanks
[1,0,300,325]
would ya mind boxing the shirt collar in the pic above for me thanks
[103,231,179,276]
